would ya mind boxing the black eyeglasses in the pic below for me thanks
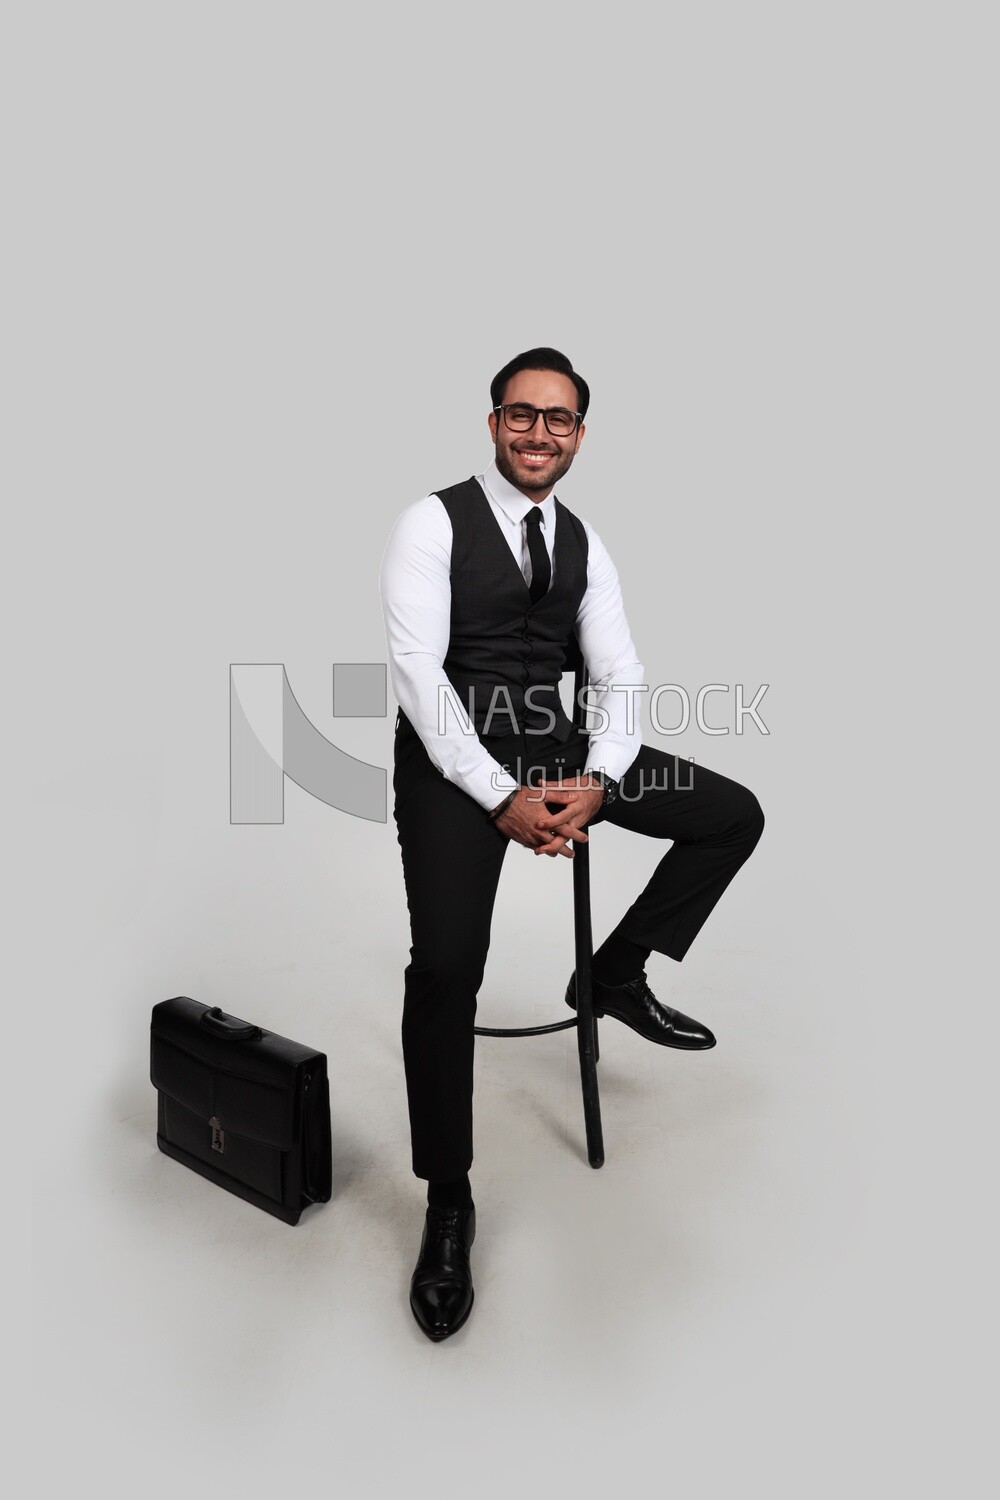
[493,403,583,436]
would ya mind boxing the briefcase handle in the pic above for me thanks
[200,1006,263,1042]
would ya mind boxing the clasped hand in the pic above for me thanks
[492,778,606,858]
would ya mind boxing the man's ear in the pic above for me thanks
[487,411,499,445]
[574,420,586,452]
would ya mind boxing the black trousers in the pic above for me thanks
[392,712,764,1181]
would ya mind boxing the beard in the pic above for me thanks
[494,439,578,494]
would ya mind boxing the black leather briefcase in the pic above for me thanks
[150,997,332,1225]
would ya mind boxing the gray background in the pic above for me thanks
[14,2,995,1495]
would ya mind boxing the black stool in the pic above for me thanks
[474,644,604,1169]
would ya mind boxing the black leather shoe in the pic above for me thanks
[409,1206,476,1342]
[566,970,716,1050]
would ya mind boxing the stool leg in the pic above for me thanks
[573,840,604,1168]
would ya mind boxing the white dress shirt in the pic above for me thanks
[379,458,646,811]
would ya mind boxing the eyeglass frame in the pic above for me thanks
[492,403,584,436]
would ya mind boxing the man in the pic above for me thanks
[379,348,764,1342]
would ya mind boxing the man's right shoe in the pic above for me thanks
[409,1205,476,1342]
[566,969,717,1050]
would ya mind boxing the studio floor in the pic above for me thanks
[33,934,949,1500]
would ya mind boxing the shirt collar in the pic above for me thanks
[480,457,558,530]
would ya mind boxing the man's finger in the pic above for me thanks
[532,832,573,858]
[540,823,588,843]
[536,812,590,838]
[534,830,583,853]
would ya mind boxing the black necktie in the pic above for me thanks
[524,508,551,605]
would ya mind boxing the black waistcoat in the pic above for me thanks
[436,476,589,742]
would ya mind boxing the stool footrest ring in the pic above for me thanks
[474,1018,580,1038]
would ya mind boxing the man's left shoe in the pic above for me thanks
[409,1205,476,1342]
[566,970,716,1050]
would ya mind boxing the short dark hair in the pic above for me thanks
[490,347,590,420]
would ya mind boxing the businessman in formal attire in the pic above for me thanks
[379,348,764,1341]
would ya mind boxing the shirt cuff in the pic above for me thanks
[463,760,519,813]
[582,744,640,785]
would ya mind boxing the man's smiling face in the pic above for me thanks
[488,367,586,500]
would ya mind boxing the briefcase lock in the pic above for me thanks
[209,1115,225,1154]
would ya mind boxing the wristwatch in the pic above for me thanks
[587,771,619,808]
